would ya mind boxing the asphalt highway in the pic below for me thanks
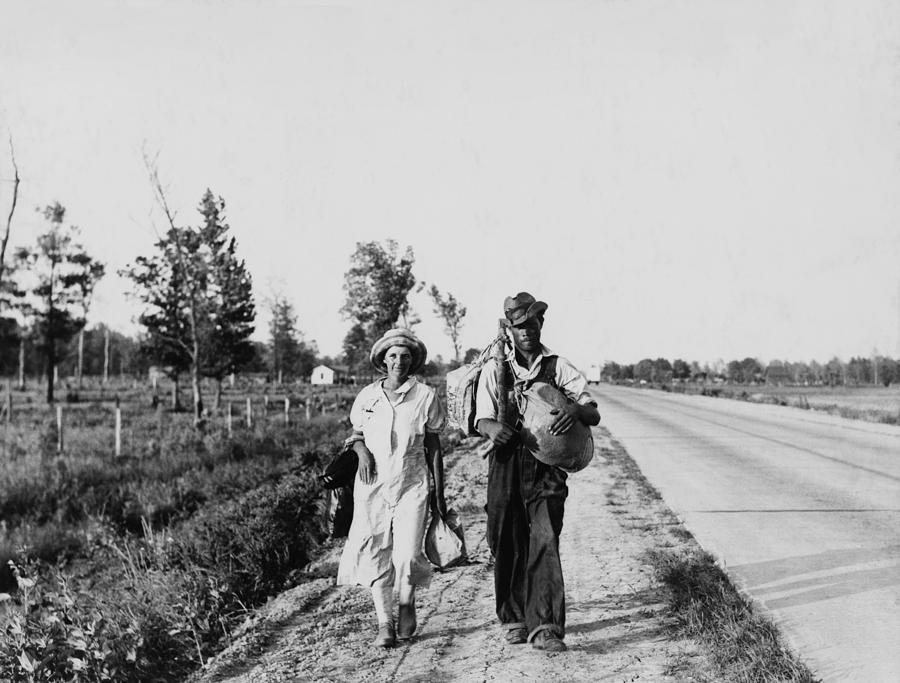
[590,383,900,683]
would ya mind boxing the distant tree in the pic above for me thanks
[14,203,105,402]
[0,135,20,294]
[652,358,673,384]
[878,357,897,387]
[824,357,844,386]
[726,359,743,383]
[122,157,255,424]
[342,322,372,375]
[634,358,654,383]
[672,359,691,381]
[601,361,622,381]
[426,284,467,363]
[267,294,317,382]
[341,239,417,344]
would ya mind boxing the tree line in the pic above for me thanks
[601,355,899,387]
[0,147,470,425]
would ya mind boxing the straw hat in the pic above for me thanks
[370,328,428,374]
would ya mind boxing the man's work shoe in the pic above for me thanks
[373,622,396,648]
[532,630,567,653]
[504,626,528,644]
[397,603,417,640]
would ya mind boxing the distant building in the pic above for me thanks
[765,364,792,386]
[310,364,351,385]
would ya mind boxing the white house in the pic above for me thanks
[310,365,335,385]
[310,365,352,385]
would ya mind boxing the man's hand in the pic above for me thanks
[549,403,580,435]
[356,446,377,484]
[477,418,516,446]
[550,401,601,434]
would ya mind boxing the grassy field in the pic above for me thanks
[670,383,900,425]
[0,376,359,682]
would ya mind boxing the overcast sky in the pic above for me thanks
[1,0,899,370]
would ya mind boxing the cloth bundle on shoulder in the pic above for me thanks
[517,381,594,473]
[445,338,502,435]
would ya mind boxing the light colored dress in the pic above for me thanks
[336,377,446,589]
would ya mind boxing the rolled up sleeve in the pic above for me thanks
[474,358,500,424]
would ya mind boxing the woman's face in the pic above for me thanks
[384,345,413,380]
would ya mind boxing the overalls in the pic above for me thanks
[485,356,569,643]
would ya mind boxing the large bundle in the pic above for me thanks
[445,339,501,435]
[518,382,594,473]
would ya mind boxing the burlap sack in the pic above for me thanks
[518,381,594,473]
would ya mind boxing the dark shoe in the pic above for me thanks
[532,630,567,653]
[373,622,396,648]
[397,603,417,640]
[504,626,528,644]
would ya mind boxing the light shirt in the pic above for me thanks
[349,376,446,506]
[474,344,595,424]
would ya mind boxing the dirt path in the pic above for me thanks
[192,427,717,682]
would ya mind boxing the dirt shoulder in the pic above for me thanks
[192,427,718,682]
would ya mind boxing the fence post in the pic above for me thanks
[115,407,122,458]
[284,396,290,425]
[4,380,11,426]
[245,397,252,428]
[227,402,233,437]
[305,400,311,421]
[56,405,64,454]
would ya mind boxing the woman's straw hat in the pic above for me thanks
[370,328,428,374]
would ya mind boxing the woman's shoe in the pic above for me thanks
[397,603,417,640]
[373,622,396,648]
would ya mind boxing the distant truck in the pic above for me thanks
[586,364,602,384]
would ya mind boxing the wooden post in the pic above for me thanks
[284,396,290,425]
[56,405,64,454]
[277,369,283,386]
[115,407,122,457]
[18,338,25,390]
[227,402,233,437]
[229,372,235,389]
[77,330,84,388]
[103,328,110,385]
[495,318,509,427]
[4,380,11,425]
[305,400,311,421]
[245,397,252,428]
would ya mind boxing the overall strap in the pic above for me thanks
[538,355,559,388]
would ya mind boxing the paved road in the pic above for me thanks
[591,384,900,683]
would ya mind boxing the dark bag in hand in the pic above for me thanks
[320,446,358,490]
[326,485,354,538]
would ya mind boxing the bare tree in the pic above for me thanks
[142,150,205,426]
[426,284,467,363]
[0,135,20,290]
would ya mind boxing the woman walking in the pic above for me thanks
[337,328,447,648]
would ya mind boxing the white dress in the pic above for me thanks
[336,377,446,588]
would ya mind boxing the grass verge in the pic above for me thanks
[599,429,819,682]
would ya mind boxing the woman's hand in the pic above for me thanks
[356,445,377,484]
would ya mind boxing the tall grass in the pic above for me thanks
[0,408,348,682]
[649,549,819,682]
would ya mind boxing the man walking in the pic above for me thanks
[475,291,600,653]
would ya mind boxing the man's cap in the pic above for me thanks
[503,292,548,327]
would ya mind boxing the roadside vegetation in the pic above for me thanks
[0,386,352,682]
[601,432,819,683]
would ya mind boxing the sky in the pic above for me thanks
[1,0,899,371]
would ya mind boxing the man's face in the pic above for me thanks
[509,317,542,353]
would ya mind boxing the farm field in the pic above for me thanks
[0,375,362,682]
[677,383,900,425]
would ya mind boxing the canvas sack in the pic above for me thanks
[517,381,594,473]
[424,507,467,570]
